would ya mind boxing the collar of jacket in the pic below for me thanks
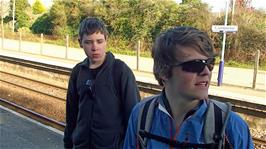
[157,90,207,120]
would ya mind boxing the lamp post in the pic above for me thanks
[232,0,236,22]
[217,0,230,86]
[12,0,15,32]
[1,0,4,50]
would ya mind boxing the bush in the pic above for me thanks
[31,13,53,35]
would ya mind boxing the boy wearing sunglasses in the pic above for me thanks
[123,26,253,148]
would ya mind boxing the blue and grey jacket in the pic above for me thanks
[123,91,254,149]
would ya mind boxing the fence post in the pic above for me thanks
[19,31,22,52]
[1,5,3,50]
[252,50,260,89]
[65,34,69,59]
[136,40,140,71]
[40,33,43,55]
[1,25,3,50]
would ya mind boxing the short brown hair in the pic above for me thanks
[152,26,215,86]
[78,17,108,40]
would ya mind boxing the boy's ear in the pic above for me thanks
[78,38,83,48]
[161,75,168,85]
[161,76,168,81]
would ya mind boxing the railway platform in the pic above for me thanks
[0,105,63,149]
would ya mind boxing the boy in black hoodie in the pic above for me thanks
[64,17,140,149]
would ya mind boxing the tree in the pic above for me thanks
[31,13,53,34]
[32,0,46,14]
[49,1,68,36]
[177,1,212,33]
[212,1,266,64]
[96,0,180,51]
[230,9,266,62]
[64,1,80,36]
[6,0,31,30]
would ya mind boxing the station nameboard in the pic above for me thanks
[212,25,238,33]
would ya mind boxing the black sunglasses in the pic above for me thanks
[172,57,215,73]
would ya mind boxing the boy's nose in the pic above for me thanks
[91,43,97,50]
[199,65,211,75]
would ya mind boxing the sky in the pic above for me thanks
[28,0,266,12]
[177,0,266,12]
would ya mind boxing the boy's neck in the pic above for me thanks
[89,53,106,69]
[165,89,199,126]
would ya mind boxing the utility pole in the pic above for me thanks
[1,0,4,50]
[232,0,236,23]
[217,0,230,86]
[12,0,15,32]
[1,1,3,29]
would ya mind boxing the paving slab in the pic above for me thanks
[0,105,63,149]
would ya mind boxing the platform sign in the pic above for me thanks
[212,25,238,33]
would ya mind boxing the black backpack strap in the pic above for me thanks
[137,96,158,149]
[112,59,123,100]
[204,100,231,149]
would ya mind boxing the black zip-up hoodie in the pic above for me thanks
[64,52,140,149]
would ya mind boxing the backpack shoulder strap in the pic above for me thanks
[204,99,231,148]
[137,96,158,149]
[112,59,124,99]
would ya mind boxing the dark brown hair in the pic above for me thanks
[78,17,108,41]
[152,26,215,86]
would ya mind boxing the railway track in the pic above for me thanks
[0,55,266,146]
[1,68,265,118]
[1,55,265,118]
[1,55,266,118]
[0,71,66,101]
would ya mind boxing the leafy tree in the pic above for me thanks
[181,0,201,4]
[212,1,266,63]
[28,0,265,64]
[32,0,46,14]
[230,9,266,62]
[6,0,31,30]
[49,1,68,36]
[177,1,212,33]
[64,1,81,36]
[31,13,53,34]
[96,0,180,51]
[78,0,97,21]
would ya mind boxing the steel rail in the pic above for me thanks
[0,71,67,90]
[0,75,66,102]
[253,137,266,146]
[0,55,72,75]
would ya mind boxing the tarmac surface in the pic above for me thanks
[0,105,63,149]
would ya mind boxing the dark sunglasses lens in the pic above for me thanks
[206,58,215,71]
[182,61,205,73]
[207,64,214,71]
[181,58,215,73]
